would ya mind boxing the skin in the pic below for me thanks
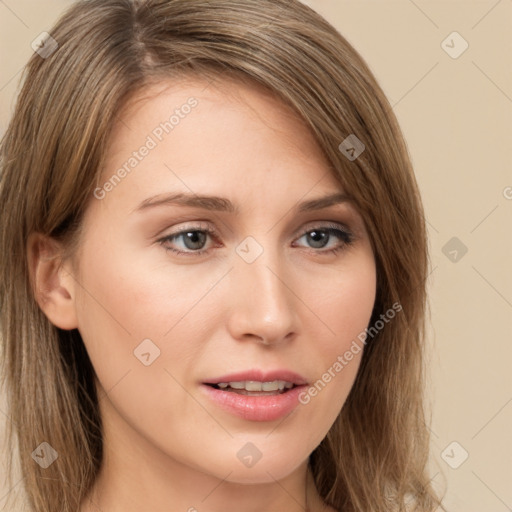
[30,76,376,512]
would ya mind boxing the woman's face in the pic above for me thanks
[68,77,376,484]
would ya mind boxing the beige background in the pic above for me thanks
[1,1,511,510]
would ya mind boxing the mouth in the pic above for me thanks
[200,370,308,421]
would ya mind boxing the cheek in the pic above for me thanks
[301,247,376,354]
[292,251,376,430]
[72,235,219,392]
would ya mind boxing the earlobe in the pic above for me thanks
[27,232,78,330]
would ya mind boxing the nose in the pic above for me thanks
[226,245,299,346]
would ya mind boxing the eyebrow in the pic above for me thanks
[134,191,351,214]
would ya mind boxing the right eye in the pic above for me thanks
[158,225,219,256]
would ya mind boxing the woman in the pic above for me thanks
[0,0,445,511]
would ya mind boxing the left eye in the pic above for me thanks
[294,226,353,250]
[158,223,353,256]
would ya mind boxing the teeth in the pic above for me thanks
[261,381,278,391]
[246,381,262,391]
[216,380,294,391]
[228,381,245,389]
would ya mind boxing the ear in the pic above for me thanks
[27,232,78,330]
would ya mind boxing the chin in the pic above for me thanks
[195,443,309,485]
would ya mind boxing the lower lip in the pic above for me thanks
[200,384,307,422]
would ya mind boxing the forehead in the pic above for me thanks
[92,75,344,215]
[110,74,331,164]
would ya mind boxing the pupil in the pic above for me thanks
[308,230,328,248]
[184,231,206,250]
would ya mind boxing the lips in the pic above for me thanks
[201,369,309,422]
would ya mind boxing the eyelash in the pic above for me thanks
[157,222,354,258]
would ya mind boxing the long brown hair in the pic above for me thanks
[0,1,445,510]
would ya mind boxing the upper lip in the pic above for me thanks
[202,369,308,386]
